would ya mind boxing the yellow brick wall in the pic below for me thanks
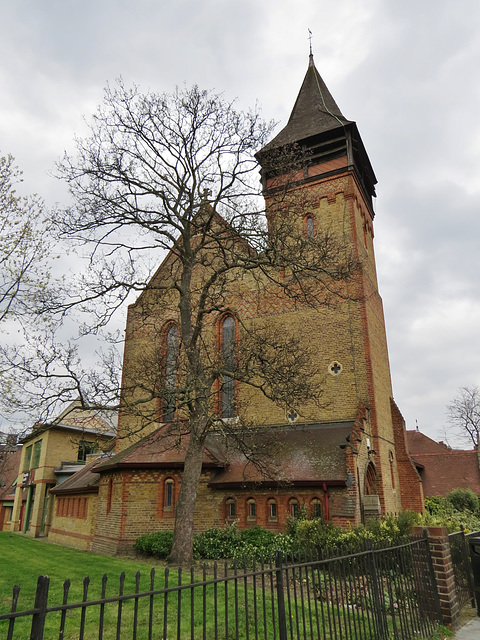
[49,493,98,551]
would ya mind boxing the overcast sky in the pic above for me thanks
[1,0,480,445]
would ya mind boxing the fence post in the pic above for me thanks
[30,575,50,640]
[411,526,459,627]
[366,540,388,639]
[275,551,287,640]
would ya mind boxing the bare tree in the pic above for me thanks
[0,154,54,324]
[447,386,480,448]
[51,82,361,564]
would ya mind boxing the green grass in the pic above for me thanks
[0,532,280,639]
[1,533,442,640]
[0,532,178,638]
[0,532,168,608]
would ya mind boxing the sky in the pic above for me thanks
[1,0,480,445]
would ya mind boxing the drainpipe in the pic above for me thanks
[322,482,329,522]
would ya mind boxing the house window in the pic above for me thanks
[78,440,97,463]
[221,316,236,418]
[23,445,33,472]
[164,324,179,422]
[289,498,300,518]
[268,499,278,520]
[165,478,174,509]
[311,498,322,519]
[247,498,256,520]
[226,497,236,519]
[31,440,42,468]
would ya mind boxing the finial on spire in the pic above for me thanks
[308,28,314,65]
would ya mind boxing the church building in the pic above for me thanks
[49,55,424,555]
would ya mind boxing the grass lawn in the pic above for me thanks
[1,533,436,640]
[0,531,169,607]
[0,532,280,639]
[0,532,179,638]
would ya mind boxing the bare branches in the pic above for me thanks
[447,386,480,448]
[0,154,55,324]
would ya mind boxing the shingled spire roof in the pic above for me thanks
[261,54,353,152]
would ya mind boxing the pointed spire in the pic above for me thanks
[261,55,352,152]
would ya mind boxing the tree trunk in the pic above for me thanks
[167,432,205,565]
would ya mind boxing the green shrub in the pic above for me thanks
[193,522,242,560]
[134,531,174,558]
[446,488,479,513]
[425,496,445,515]
[396,510,421,535]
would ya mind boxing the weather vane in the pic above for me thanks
[308,28,313,55]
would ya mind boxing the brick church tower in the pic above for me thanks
[256,54,422,517]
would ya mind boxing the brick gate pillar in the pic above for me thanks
[411,526,460,627]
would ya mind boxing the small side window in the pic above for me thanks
[311,498,322,519]
[165,478,174,509]
[226,497,236,519]
[268,498,278,521]
[289,498,299,518]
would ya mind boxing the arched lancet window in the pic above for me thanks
[221,316,236,418]
[289,497,300,518]
[247,498,256,520]
[106,477,114,515]
[226,497,236,519]
[164,478,175,509]
[311,498,322,519]
[164,324,179,422]
[267,498,278,521]
[305,214,315,238]
[365,462,377,495]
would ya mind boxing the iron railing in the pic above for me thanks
[448,527,478,609]
[1,536,443,640]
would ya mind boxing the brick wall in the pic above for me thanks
[391,399,425,512]
[49,492,98,551]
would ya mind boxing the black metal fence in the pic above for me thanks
[448,527,478,609]
[1,535,444,640]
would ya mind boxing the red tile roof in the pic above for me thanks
[406,430,480,496]
[94,422,353,488]
[208,423,353,487]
